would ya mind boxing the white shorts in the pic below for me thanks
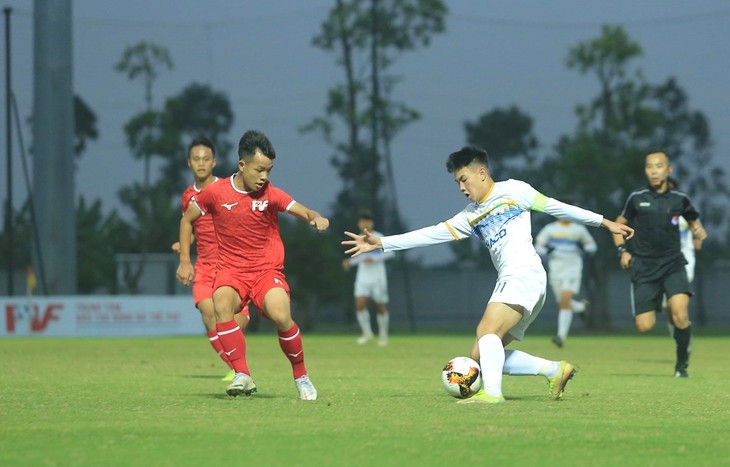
[354,278,389,304]
[489,265,547,341]
[548,273,582,297]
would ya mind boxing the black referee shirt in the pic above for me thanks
[620,186,700,260]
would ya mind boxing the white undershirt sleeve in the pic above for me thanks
[381,223,457,252]
[534,195,603,227]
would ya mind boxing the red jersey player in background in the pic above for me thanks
[176,130,329,400]
[171,137,249,381]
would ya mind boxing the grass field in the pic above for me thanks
[2,333,729,466]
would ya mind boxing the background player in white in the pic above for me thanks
[343,146,633,404]
[342,209,394,346]
[535,213,597,348]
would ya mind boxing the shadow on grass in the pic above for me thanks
[187,393,278,400]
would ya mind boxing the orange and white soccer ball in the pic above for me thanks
[441,356,483,398]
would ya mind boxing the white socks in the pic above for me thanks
[376,312,389,339]
[571,299,586,313]
[503,349,559,378]
[557,309,573,341]
[356,310,372,336]
[477,334,505,397]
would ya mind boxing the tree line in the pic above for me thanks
[1,2,727,327]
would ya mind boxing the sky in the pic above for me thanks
[3,0,730,265]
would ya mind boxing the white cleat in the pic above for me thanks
[226,372,257,397]
[357,333,373,345]
[295,374,318,401]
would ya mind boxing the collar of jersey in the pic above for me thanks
[477,183,495,204]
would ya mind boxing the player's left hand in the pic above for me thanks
[691,223,707,241]
[310,216,330,232]
[342,228,382,257]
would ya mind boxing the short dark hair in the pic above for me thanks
[188,137,216,158]
[446,146,489,173]
[238,130,276,161]
[358,209,374,220]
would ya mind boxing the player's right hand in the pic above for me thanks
[176,263,194,286]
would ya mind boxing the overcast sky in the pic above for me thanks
[3,0,729,264]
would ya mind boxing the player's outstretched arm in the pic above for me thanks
[290,203,329,232]
[342,228,383,258]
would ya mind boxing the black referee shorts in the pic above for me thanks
[630,266,692,316]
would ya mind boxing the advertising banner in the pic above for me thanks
[0,296,202,337]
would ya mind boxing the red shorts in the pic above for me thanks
[214,268,290,314]
[194,264,250,316]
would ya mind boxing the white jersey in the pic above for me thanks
[678,216,696,282]
[535,221,597,272]
[381,179,603,278]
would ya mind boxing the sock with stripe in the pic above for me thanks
[279,322,307,379]
[216,320,250,375]
[208,330,233,370]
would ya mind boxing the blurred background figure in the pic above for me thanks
[535,198,597,348]
[343,210,394,347]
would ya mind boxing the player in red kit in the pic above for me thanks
[177,130,329,400]
[171,137,249,381]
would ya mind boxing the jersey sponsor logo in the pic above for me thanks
[252,200,269,211]
[221,202,239,211]
[639,202,651,207]
[487,228,508,248]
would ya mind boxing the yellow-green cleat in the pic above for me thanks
[221,369,235,382]
[456,389,506,404]
[548,361,575,400]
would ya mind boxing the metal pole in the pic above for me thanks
[4,7,13,295]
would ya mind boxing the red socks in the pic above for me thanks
[216,320,250,375]
[207,330,234,370]
[278,322,307,379]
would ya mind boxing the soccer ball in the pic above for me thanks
[441,356,483,398]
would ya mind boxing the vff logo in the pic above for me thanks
[252,200,269,211]
[4,303,62,333]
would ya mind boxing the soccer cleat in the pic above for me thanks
[456,389,505,404]
[221,369,235,382]
[295,374,318,401]
[551,336,564,348]
[226,372,257,397]
[548,361,575,400]
[378,336,388,347]
[674,362,689,378]
[357,333,373,345]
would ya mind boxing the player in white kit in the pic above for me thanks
[535,218,597,347]
[343,146,633,403]
[343,210,395,346]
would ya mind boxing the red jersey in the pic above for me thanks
[192,175,295,272]
[181,177,219,267]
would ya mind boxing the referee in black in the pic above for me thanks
[613,151,707,378]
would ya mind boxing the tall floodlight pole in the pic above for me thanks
[4,7,13,295]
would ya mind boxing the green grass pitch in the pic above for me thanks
[1,333,729,466]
